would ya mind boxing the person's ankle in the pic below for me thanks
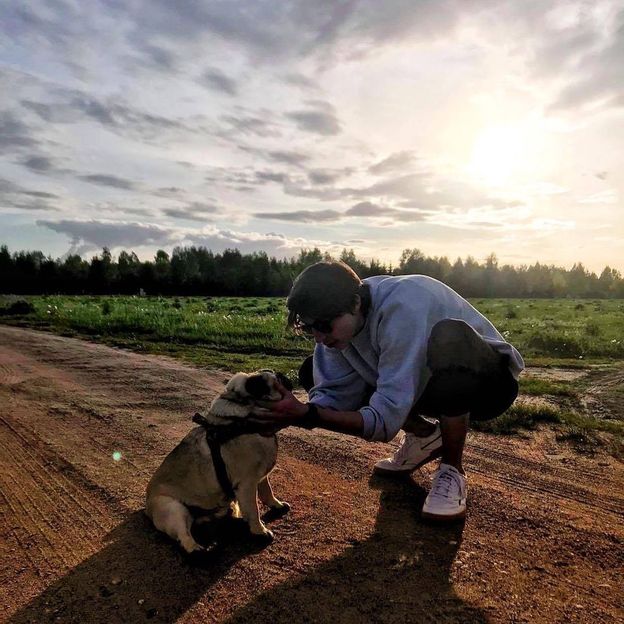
[441,460,465,475]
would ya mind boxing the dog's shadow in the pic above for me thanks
[224,475,487,623]
[8,510,278,624]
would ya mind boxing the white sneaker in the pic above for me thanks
[373,425,442,476]
[422,463,467,521]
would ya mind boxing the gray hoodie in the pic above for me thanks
[308,275,524,442]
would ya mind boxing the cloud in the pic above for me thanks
[219,112,281,138]
[35,217,336,260]
[200,67,239,96]
[21,155,58,173]
[37,219,181,252]
[255,171,289,184]
[253,201,430,225]
[346,201,428,222]
[307,168,351,185]
[369,151,417,175]
[549,9,624,112]
[285,100,341,135]
[22,90,192,143]
[20,190,59,199]
[0,176,60,213]
[254,208,342,223]
[162,202,220,221]
[282,73,319,90]
[266,150,311,166]
[0,111,39,152]
[79,174,138,190]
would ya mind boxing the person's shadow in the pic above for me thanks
[225,475,486,623]
[8,510,274,624]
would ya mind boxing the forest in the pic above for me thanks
[1,244,622,299]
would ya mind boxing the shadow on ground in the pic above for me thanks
[8,511,267,624]
[10,479,485,623]
[226,476,486,623]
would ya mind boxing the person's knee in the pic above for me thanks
[427,319,500,374]
[430,318,470,342]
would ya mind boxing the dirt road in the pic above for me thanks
[0,326,622,623]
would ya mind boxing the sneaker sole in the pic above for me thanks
[372,448,443,476]
[421,508,466,522]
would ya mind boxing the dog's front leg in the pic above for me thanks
[258,476,289,512]
[236,482,273,541]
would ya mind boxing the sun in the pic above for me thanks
[468,125,526,186]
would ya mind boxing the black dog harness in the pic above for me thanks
[192,413,276,501]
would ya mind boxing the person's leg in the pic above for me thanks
[439,413,469,474]
[421,320,518,520]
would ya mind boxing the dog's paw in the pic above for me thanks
[181,537,205,555]
[262,502,290,522]
[250,528,274,545]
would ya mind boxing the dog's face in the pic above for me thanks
[224,370,291,403]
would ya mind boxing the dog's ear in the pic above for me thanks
[245,374,271,399]
[275,372,293,392]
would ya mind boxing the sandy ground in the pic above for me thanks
[0,325,622,624]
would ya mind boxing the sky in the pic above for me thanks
[1,0,623,273]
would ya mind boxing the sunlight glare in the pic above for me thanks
[468,125,526,185]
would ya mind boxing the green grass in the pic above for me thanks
[473,402,623,456]
[2,296,623,366]
[472,403,563,435]
[471,298,624,360]
[518,376,578,398]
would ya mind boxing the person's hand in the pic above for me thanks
[252,381,308,426]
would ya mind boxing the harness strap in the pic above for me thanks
[192,412,276,501]
[205,437,236,500]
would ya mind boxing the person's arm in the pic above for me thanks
[357,290,433,442]
[254,383,365,437]
[307,343,370,411]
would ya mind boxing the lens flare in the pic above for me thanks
[112,451,122,462]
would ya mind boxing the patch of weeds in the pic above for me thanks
[585,320,600,337]
[519,376,578,398]
[554,411,624,457]
[101,300,112,315]
[0,299,36,315]
[505,308,518,319]
[473,403,562,435]
[527,331,586,358]
[555,426,600,454]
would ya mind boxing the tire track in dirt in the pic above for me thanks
[0,434,74,572]
[467,444,624,517]
[0,415,119,532]
[0,414,124,576]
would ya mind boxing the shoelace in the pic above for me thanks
[430,469,462,500]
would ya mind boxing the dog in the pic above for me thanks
[145,370,291,554]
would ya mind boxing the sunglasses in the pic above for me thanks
[295,315,335,335]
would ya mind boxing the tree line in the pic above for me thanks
[1,244,623,298]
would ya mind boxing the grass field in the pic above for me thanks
[1,294,623,452]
